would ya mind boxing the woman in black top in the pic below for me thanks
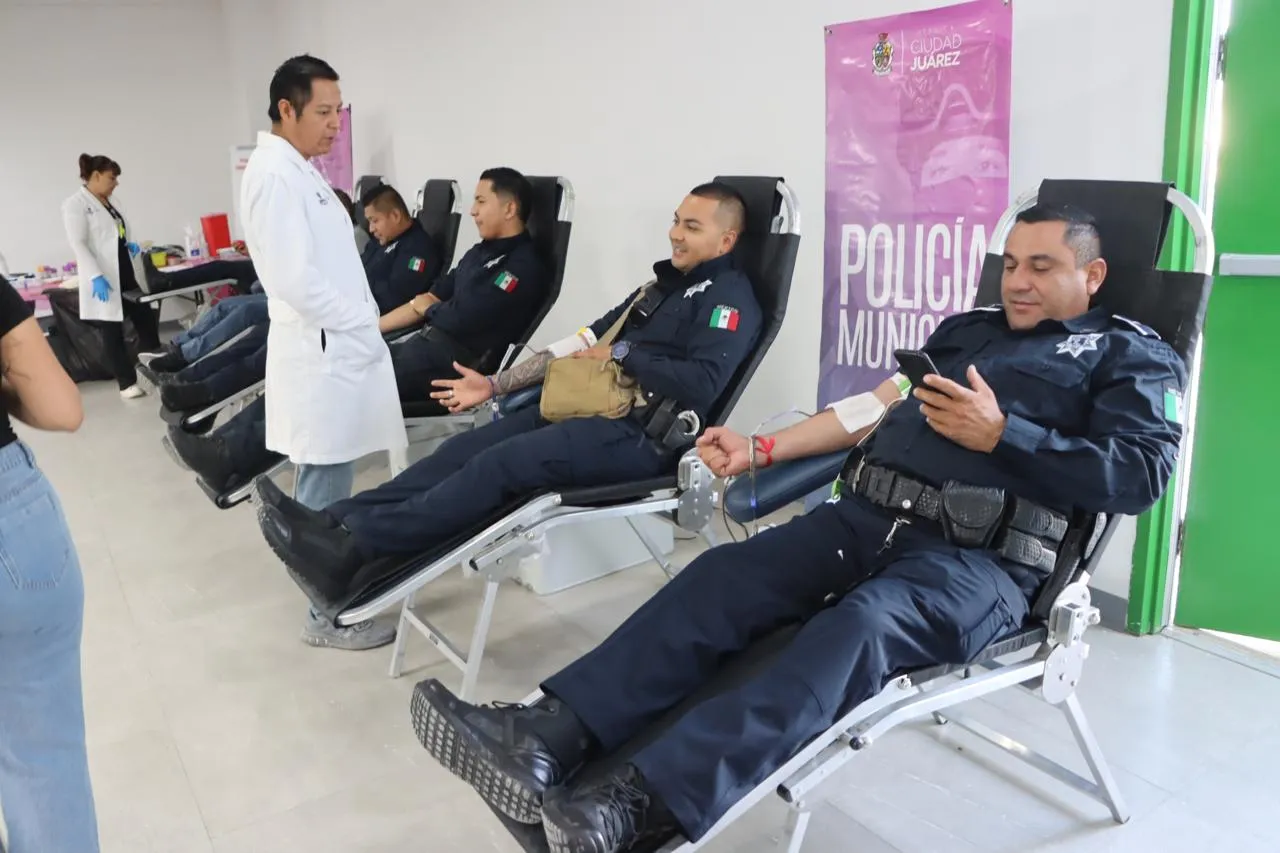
[0,277,99,851]
[60,153,162,399]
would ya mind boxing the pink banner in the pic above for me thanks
[312,104,353,195]
[818,0,1012,407]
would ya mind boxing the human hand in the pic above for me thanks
[571,343,611,361]
[696,426,752,477]
[913,365,1007,453]
[126,241,141,258]
[90,275,111,302]
[430,362,493,413]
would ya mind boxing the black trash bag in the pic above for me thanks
[47,288,141,384]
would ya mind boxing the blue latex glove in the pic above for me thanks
[126,241,140,257]
[91,275,111,302]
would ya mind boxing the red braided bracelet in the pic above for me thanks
[753,435,777,468]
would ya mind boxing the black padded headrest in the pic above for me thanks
[351,174,384,232]
[973,179,1209,365]
[490,176,570,363]
[706,175,799,426]
[416,179,462,269]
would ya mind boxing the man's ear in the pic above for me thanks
[277,98,294,123]
[1085,257,1108,296]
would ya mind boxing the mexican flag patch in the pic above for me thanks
[494,271,519,292]
[408,257,426,272]
[709,305,739,331]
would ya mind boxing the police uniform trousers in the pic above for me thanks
[328,405,674,559]
[173,323,269,404]
[540,497,1032,841]
[391,329,472,407]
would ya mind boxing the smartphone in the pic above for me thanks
[893,349,942,394]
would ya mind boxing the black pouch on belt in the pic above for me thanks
[939,482,1007,548]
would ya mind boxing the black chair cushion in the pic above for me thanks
[417,179,462,269]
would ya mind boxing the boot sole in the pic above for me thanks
[409,681,546,825]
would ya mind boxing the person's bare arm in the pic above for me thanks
[379,292,441,334]
[698,379,902,477]
[1,317,83,431]
[492,351,555,395]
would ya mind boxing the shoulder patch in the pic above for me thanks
[494,270,519,292]
[709,305,740,331]
[1114,314,1160,339]
[408,256,426,272]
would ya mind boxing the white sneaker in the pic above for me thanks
[120,384,147,400]
[301,610,397,651]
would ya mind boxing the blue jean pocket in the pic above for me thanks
[0,484,73,591]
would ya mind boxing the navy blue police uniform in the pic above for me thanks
[323,252,762,571]
[361,220,442,315]
[537,303,1187,841]
[390,231,548,404]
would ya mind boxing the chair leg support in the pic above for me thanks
[782,803,812,853]
[1062,693,1130,824]
[459,579,501,701]
[627,517,675,578]
[388,591,417,678]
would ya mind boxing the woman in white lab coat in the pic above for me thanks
[60,154,162,399]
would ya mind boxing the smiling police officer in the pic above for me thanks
[358,183,443,314]
[254,181,762,611]
[407,203,1187,853]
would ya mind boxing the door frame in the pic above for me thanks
[1127,0,1219,634]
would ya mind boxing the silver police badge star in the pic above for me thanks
[1056,333,1103,358]
[684,279,713,298]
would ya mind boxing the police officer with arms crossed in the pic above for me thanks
[252,183,761,614]
[240,54,406,650]
[408,204,1187,853]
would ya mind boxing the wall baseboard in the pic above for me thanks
[1093,589,1130,632]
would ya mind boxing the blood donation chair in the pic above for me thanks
[490,179,1214,853]
[164,178,466,507]
[327,176,800,700]
[390,175,574,472]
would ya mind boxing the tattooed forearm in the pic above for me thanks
[492,351,555,395]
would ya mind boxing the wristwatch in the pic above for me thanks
[610,341,632,364]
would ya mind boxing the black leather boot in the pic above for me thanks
[541,764,679,853]
[410,679,596,825]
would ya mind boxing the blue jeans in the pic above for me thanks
[294,462,355,511]
[0,442,98,853]
[172,293,268,362]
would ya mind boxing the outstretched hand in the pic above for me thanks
[696,426,752,477]
[913,365,1007,453]
[430,362,492,413]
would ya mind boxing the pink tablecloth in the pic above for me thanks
[15,279,67,317]
[158,253,251,274]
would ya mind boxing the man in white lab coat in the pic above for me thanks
[240,55,406,651]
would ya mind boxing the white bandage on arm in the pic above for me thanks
[825,373,911,433]
[545,327,599,358]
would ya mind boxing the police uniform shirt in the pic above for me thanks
[864,305,1187,517]
[590,254,762,420]
[425,231,547,357]
[362,220,442,315]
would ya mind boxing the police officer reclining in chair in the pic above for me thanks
[166,170,547,490]
[151,181,445,413]
[253,181,762,612]
[406,203,1186,853]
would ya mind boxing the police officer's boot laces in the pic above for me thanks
[600,776,652,844]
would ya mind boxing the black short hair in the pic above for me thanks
[360,183,410,219]
[689,181,747,234]
[479,167,533,225]
[79,153,120,181]
[1015,203,1102,267]
[332,188,356,223]
[268,54,340,123]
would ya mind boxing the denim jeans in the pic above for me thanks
[294,462,355,511]
[0,442,98,853]
[173,293,269,362]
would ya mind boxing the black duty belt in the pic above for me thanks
[631,394,701,453]
[418,326,479,368]
[842,458,1069,573]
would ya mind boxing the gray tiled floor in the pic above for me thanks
[15,380,1280,852]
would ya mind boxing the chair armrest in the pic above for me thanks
[497,384,543,416]
[723,450,848,524]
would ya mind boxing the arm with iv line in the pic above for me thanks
[697,376,908,478]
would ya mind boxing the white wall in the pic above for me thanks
[0,0,239,273]
[248,0,1173,596]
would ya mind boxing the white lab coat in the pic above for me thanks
[60,186,143,323]
[240,131,406,466]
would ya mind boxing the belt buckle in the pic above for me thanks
[864,466,896,506]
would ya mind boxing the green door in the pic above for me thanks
[1176,0,1280,640]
